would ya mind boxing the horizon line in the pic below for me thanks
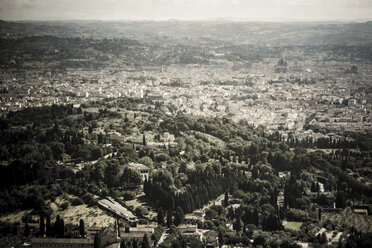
[1,17,372,23]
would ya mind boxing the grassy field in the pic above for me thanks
[49,196,115,228]
[283,221,303,231]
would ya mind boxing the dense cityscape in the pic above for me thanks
[0,17,372,248]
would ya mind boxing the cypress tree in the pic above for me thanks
[166,211,172,227]
[55,215,61,237]
[59,219,65,237]
[141,233,150,248]
[132,239,138,248]
[253,209,259,227]
[39,216,45,237]
[120,239,126,248]
[94,232,99,248]
[233,217,242,231]
[24,223,30,237]
[46,216,51,237]
[223,191,229,206]
[157,209,164,226]
[218,231,224,248]
[79,219,85,237]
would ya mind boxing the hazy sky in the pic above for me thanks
[0,0,371,21]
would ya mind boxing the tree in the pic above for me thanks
[311,182,317,192]
[205,209,218,220]
[157,209,164,226]
[60,219,65,237]
[121,167,142,187]
[39,216,45,237]
[284,175,302,208]
[55,217,65,238]
[105,162,120,188]
[46,216,51,237]
[143,133,146,146]
[55,215,61,237]
[233,217,243,231]
[139,156,153,170]
[91,164,104,183]
[120,239,127,248]
[262,213,283,231]
[135,206,149,218]
[50,142,65,160]
[336,192,347,208]
[167,211,172,227]
[91,147,103,160]
[132,239,138,248]
[24,223,30,237]
[218,231,224,248]
[79,219,85,237]
[94,232,99,248]
[223,191,229,206]
[318,232,327,244]
[174,207,185,226]
[98,132,104,144]
[141,233,150,248]
[61,202,69,210]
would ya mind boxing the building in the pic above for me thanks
[119,224,155,247]
[185,209,205,224]
[348,99,357,106]
[177,224,203,242]
[31,238,94,248]
[96,222,155,248]
[127,163,149,181]
[108,131,126,143]
[275,58,288,73]
[97,226,120,248]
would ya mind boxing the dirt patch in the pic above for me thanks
[49,196,114,228]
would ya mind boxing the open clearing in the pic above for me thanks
[49,196,115,228]
[283,221,303,231]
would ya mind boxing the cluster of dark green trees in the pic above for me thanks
[144,166,245,213]
[23,215,84,238]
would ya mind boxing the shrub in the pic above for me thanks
[123,191,136,201]
[135,206,149,218]
[71,197,84,206]
[287,208,309,222]
[82,194,98,207]
[61,202,69,210]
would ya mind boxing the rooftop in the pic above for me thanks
[31,238,94,244]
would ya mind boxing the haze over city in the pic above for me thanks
[1,0,372,21]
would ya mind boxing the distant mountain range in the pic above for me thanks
[1,20,372,46]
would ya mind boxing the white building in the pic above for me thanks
[127,163,149,181]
